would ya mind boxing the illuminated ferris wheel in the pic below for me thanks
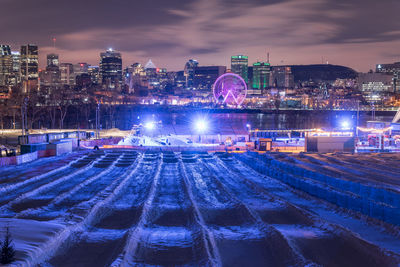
[213,73,247,106]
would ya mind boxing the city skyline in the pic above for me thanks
[1,0,399,72]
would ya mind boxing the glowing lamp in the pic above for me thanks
[195,119,208,133]
[341,120,351,129]
[144,122,155,130]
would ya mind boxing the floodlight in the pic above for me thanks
[195,119,208,133]
[144,121,155,130]
[341,120,350,129]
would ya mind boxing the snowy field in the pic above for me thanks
[117,134,217,147]
[0,151,399,266]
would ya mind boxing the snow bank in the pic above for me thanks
[0,218,65,265]
[236,152,400,226]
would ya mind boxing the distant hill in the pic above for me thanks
[288,64,358,82]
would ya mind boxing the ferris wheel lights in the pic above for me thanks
[213,73,247,106]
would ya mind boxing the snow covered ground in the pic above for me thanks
[117,134,216,147]
[0,151,399,266]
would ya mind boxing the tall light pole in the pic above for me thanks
[21,97,28,138]
[194,119,208,144]
[95,101,100,139]
[246,123,251,141]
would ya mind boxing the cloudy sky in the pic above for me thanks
[1,0,399,71]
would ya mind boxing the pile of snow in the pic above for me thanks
[0,218,65,264]
[118,134,212,147]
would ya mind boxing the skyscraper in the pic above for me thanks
[39,68,61,87]
[73,63,89,76]
[144,59,157,78]
[9,51,21,86]
[47,53,59,67]
[252,62,271,90]
[184,59,198,88]
[20,44,39,92]
[88,65,100,84]
[231,55,248,83]
[271,66,294,88]
[376,62,400,93]
[60,63,75,86]
[99,48,122,89]
[194,66,226,90]
[0,45,12,86]
[40,53,61,88]
[11,51,20,73]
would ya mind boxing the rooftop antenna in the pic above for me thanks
[52,37,56,50]
[267,52,270,64]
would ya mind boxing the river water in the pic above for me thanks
[114,107,396,131]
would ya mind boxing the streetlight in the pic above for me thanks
[246,123,252,141]
[195,119,208,133]
[194,118,209,143]
[95,101,100,139]
[144,121,155,130]
[341,120,350,130]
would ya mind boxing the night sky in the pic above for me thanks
[2,0,399,71]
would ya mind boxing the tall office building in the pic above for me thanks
[20,44,39,92]
[88,65,100,84]
[99,49,122,89]
[0,45,12,86]
[60,63,75,86]
[252,62,271,90]
[193,66,226,90]
[40,68,61,87]
[271,66,294,88]
[125,63,148,93]
[376,62,400,74]
[357,72,394,104]
[11,51,20,72]
[47,53,59,67]
[9,51,21,85]
[73,63,89,76]
[376,62,400,92]
[144,59,157,78]
[184,59,198,88]
[132,63,145,76]
[40,53,61,88]
[156,68,168,86]
[231,55,248,83]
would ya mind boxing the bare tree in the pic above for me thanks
[46,92,58,129]
[102,92,119,129]
[0,103,5,129]
[26,92,45,129]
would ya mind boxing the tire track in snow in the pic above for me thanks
[22,154,143,266]
[179,159,222,266]
[113,157,163,267]
[0,151,87,184]
[0,153,101,211]
[236,153,400,266]
[12,154,122,219]
[46,156,161,267]
[201,157,310,267]
[117,154,218,266]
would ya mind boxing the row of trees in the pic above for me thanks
[0,85,120,131]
